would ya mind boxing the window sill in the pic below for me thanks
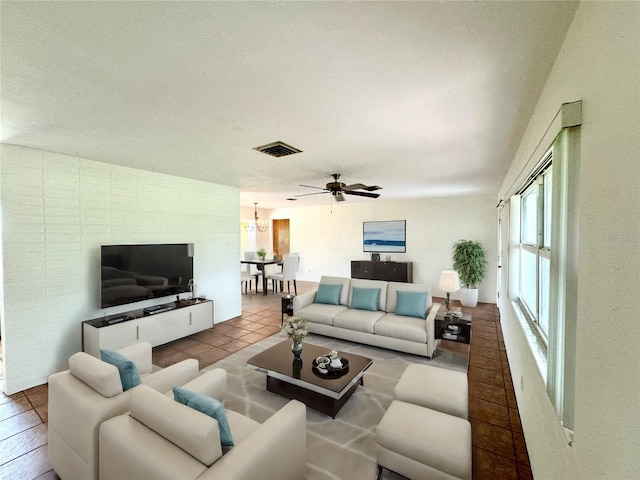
[511,301,548,383]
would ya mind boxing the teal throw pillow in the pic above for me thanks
[351,287,381,311]
[173,387,234,447]
[395,291,428,318]
[315,283,342,305]
[100,349,141,391]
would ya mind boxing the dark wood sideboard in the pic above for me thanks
[350,260,413,283]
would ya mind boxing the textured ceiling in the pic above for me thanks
[1,1,578,208]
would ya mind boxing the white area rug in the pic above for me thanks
[204,333,468,480]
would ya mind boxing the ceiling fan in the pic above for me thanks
[296,173,382,202]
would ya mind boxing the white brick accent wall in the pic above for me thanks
[0,145,241,394]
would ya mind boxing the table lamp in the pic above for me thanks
[439,270,460,316]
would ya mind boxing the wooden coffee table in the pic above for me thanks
[247,340,373,418]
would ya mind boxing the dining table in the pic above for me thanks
[240,258,282,295]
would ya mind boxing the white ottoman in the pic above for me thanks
[376,400,472,480]
[394,364,468,419]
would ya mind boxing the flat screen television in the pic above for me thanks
[363,220,406,253]
[101,243,194,308]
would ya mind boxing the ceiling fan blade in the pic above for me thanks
[299,184,328,190]
[343,183,382,192]
[344,190,380,199]
[295,191,329,197]
[342,183,368,191]
[334,192,346,202]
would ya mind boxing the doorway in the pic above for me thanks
[272,219,290,259]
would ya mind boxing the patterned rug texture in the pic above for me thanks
[204,333,468,480]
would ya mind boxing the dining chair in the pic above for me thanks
[267,254,298,295]
[243,251,262,293]
[240,264,254,294]
[273,252,298,274]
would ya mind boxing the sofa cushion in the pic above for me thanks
[334,308,385,334]
[386,282,431,314]
[394,364,468,419]
[173,387,234,447]
[377,400,472,480]
[318,276,351,305]
[295,303,348,326]
[351,287,381,311]
[315,283,342,305]
[395,291,428,318]
[130,385,223,467]
[375,313,428,343]
[99,414,209,480]
[100,349,141,391]
[225,410,260,446]
[68,352,123,398]
[349,278,389,311]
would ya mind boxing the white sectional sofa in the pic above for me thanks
[293,276,440,358]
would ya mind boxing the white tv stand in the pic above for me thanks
[82,298,213,357]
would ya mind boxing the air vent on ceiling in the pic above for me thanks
[253,141,302,158]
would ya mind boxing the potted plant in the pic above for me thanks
[256,248,267,261]
[452,239,487,307]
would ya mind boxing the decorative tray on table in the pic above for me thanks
[312,352,350,377]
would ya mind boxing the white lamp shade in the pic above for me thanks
[439,270,460,293]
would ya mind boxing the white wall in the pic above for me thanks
[272,195,497,303]
[497,2,640,479]
[0,145,241,394]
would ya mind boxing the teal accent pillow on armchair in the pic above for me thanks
[351,287,381,311]
[173,387,234,447]
[395,291,428,318]
[315,283,342,305]
[100,349,141,391]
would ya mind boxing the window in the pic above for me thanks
[517,151,552,343]
[505,102,581,433]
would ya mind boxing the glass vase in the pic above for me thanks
[291,339,303,359]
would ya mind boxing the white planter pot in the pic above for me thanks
[460,288,479,308]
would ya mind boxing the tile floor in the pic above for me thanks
[0,280,532,479]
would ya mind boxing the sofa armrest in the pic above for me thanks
[49,369,131,480]
[117,342,153,375]
[426,303,441,357]
[199,400,307,480]
[167,368,227,402]
[293,291,315,312]
[142,359,199,393]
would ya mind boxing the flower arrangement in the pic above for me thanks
[281,316,309,343]
[256,248,267,260]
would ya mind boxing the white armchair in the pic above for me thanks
[48,342,201,480]
[99,380,307,480]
